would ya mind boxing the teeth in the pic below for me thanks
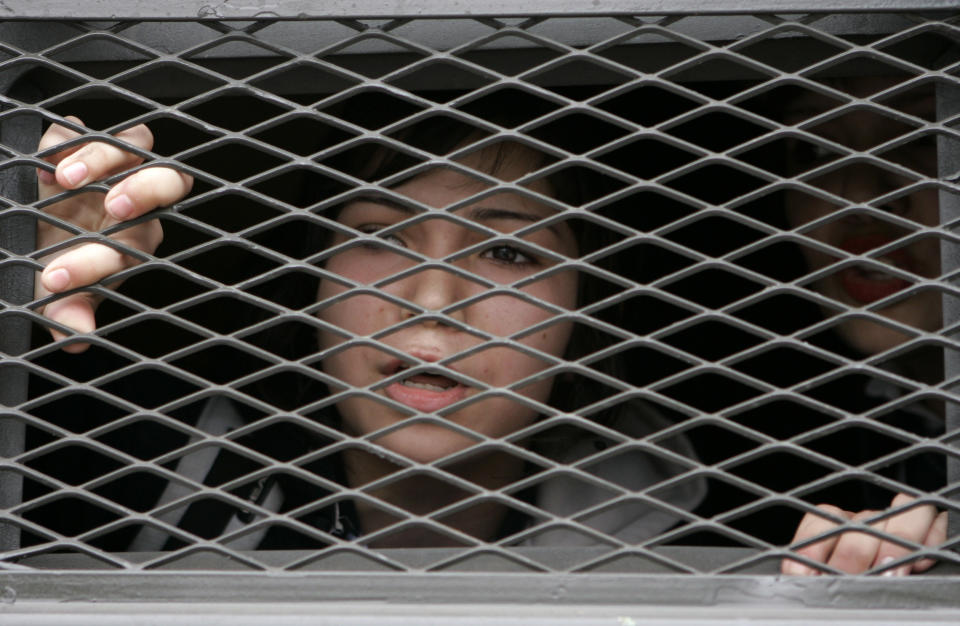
[856,266,898,281]
[401,380,449,392]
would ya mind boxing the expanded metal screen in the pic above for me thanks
[1,2,960,605]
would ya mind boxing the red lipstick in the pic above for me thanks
[837,234,911,304]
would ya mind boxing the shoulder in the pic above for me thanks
[526,400,706,545]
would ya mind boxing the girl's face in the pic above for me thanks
[316,148,578,464]
[784,79,941,355]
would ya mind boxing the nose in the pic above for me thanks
[393,265,467,325]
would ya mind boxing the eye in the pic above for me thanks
[481,244,536,266]
[357,225,405,249]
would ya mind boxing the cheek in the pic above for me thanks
[317,286,397,385]
[317,285,394,344]
[785,189,840,231]
[786,203,840,271]
[468,289,573,344]
[462,294,573,399]
[464,273,576,374]
[913,237,941,278]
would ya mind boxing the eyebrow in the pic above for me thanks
[349,195,564,237]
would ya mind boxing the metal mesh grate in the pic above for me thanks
[0,6,959,589]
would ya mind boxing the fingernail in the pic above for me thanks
[879,556,910,577]
[37,168,55,185]
[61,161,88,186]
[784,561,811,576]
[45,268,70,292]
[880,556,895,576]
[106,193,134,219]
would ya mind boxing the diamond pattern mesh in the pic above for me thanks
[0,11,958,578]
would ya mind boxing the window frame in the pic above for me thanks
[0,3,958,618]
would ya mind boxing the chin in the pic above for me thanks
[820,279,941,356]
[836,306,940,357]
[837,320,915,356]
[375,423,482,465]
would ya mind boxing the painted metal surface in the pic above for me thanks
[0,1,957,19]
[0,2,957,617]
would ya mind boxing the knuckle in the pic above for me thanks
[137,124,155,149]
[877,541,909,560]
[119,123,154,148]
[830,539,871,569]
[38,132,61,152]
[122,170,153,202]
[145,221,164,250]
[815,503,844,515]
[851,510,878,522]
[794,544,826,560]
[141,167,186,202]
[891,493,916,508]
[39,128,74,153]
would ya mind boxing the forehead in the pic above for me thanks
[338,173,563,228]
[370,141,556,211]
[454,141,550,182]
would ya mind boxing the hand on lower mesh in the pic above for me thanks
[781,493,947,576]
[35,116,193,353]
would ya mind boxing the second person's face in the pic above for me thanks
[784,79,941,355]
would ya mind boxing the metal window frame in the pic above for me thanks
[1,1,959,18]
[1,2,960,622]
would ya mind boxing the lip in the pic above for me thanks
[384,380,468,413]
[838,233,908,260]
[837,234,912,304]
[838,268,909,304]
[381,351,469,413]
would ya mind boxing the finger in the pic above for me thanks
[781,504,848,576]
[104,166,193,221]
[42,293,99,354]
[913,510,948,573]
[40,232,159,296]
[826,510,884,574]
[873,494,937,576]
[37,116,85,186]
[54,124,154,190]
[37,115,85,155]
[37,222,161,349]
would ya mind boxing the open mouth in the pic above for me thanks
[840,266,909,304]
[840,234,913,269]
[384,362,467,412]
[401,375,458,392]
[838,235,913,304]
[397,367,459,392]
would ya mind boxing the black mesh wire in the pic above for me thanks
[0,10,958,579]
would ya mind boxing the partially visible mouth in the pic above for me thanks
[398,372,458,392]
[382,359,468,413]
[837,234,913,304]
